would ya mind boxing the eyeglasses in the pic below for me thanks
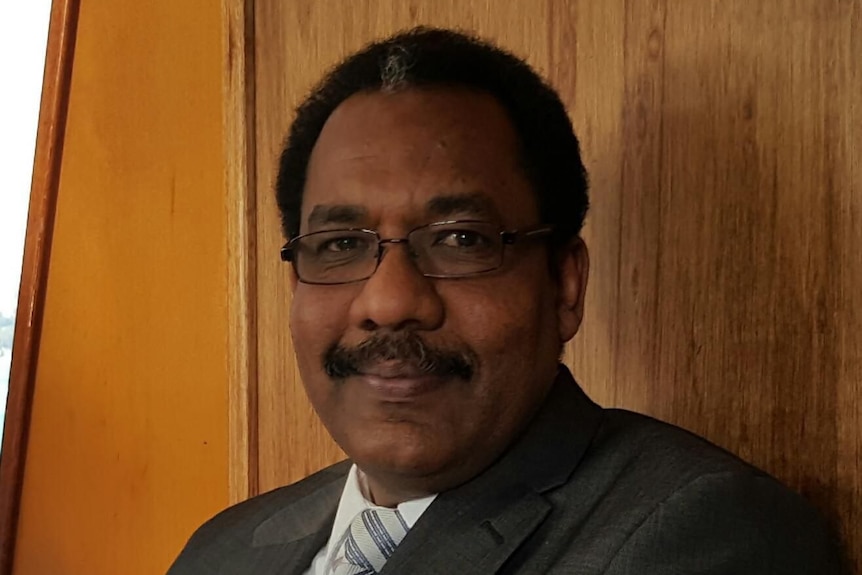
[281,220,553,285]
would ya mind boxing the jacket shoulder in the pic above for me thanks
[545,410,847,573]
[166,460,351,574]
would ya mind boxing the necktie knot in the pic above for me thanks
[332,508,409,575]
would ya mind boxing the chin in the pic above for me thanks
[347,429,455,480]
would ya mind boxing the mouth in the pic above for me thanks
[355,362,449,401]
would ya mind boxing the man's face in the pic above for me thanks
[290,87,586,504]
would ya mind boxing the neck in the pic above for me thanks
[358,467,437,507]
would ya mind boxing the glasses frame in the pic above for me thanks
[280,220,554,285]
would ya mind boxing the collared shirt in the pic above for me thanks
[303,464,437,575]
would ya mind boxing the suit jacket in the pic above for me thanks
[168,367,846,574]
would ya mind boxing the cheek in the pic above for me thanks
[289,290,352,427]
[291,285,353,331]
[437,276,556,364]
[432,279,559,448]
[289,287,353,369]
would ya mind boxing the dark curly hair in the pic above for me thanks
[276,27,589,247]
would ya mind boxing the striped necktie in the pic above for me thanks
[331,508,410,575]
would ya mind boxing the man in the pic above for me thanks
[169,28,845,574]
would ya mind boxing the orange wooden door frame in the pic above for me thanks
[0,1,81,573]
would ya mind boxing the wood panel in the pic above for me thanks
[252,0,861,569]
[11,1,230,573]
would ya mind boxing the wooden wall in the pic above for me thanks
[12,1,229,574]
[249,0,861,570]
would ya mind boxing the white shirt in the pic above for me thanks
[303,464,437,575]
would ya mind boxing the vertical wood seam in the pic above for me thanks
[653,0,668,396]
[223,0,258,505]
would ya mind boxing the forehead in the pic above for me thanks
[301,87,539,231]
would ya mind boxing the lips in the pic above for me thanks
[355,362,446,400]
[359,360,427,379]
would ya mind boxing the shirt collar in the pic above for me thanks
[323,464,437,570]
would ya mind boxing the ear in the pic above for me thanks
[555,237,589,344]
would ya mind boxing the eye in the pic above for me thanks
[303,232,376,261]
[434,229,490,249]
[320,235,366,253]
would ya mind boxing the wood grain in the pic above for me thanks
[11,1,230,572]
[0,1,80,573]
[223,0,258,504]
[249,0,861,569]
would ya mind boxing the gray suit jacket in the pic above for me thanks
[168,367,846,574]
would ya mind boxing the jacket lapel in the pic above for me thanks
[379,367,603,575]
[247,461,350,575]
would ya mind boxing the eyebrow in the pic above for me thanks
[307,204,368,229]
[305,192,500,230]
[425,192,501,221]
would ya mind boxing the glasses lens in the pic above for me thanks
[294,230,378,284]
[411,222,503,277]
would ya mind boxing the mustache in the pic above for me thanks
[323,332,476,381]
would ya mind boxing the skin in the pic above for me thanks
[289,87,589,507]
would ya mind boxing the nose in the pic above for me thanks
[347,243,445,332]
